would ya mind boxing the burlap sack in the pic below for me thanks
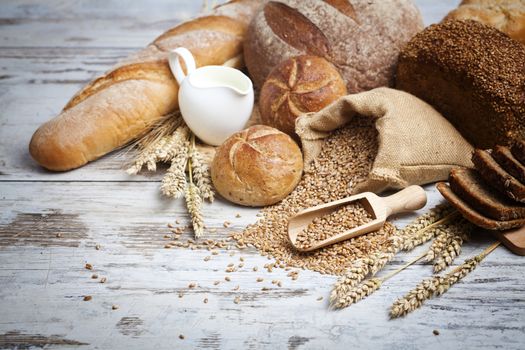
[295,87,474,193]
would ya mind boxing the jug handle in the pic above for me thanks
[169,47,196,85]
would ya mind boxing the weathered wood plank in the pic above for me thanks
[0,182,523,349]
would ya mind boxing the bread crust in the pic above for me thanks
[211,125,303,207]
[437,182,525,230]
[244,0,423,91]
[444,0,525,45]
[259,55,346,136]
[29,0,264,171]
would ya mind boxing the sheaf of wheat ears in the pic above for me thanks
[330,207,461,309]
[389,241,501,319]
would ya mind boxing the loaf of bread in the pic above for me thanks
[437,182,525,230]
[444,0,525,45]
[211,125,303,207]
[396,20,525,149]
[243,0,423,91]
[29,0,264,171]
[259,55,347,137]
[449,168,525,221]
[493,146,525,184]
[472,149,525,203]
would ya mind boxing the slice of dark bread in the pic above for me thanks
[493,146,525,184]
[511,139,525,165]
[472,149,525,203]
[449,168,525,221]
[436,182,525,230]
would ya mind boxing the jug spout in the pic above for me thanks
[188,66,253,96]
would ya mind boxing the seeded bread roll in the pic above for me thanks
[444,0,525,45]
[396,20,525,149]
[244,0,423,91]
[211,125,303,207]
[29,0,264,171]
[259,55,347,137]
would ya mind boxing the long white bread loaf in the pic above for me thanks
[29,0,264,171]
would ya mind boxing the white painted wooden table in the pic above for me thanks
[1,1,524,349]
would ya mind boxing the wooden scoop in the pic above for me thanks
[288,185,428,252]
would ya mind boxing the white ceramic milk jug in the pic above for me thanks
[168,47,254,146]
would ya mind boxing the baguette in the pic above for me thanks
[29,0,264,171]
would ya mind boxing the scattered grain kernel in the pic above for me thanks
[203,298,208,304]
[179,334,185,340]
[235,213,241,218]
[253,266,258,272]
[213,281,220,286]
[317,296,324,301]
[85,263,93,270]
[433,330,440,336]
[100,277,107,283]
[178,292,184,298]
[204,256,211,262]
[232,285,240,291]
[112,305,119,310]
[256,278,263,282]
[234,296,241,304]
[83,296,92,301]
[95,244,101,250]
[225,276,231,282]
[223,221,231,228]
[188,283,196,288]
[91,274,98,279]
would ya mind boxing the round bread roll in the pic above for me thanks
[243,0,423,91]
[443,0,525,45]
[259,55,347,136]
[211,125,303,206]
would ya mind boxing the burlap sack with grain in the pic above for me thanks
[295,87,474,193]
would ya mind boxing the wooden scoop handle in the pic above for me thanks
[382,185,427,217]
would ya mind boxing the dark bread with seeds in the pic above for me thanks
[511,139,525,165]
[436,182,525,230]
[493,145,525,184]
[396,20,525,149]
[449,168,525,221]
[472,149,525,203]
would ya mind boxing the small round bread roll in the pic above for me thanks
[211,125,303,207]
[259,55,347,136]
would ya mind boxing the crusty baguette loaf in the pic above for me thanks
[29,0,264,171]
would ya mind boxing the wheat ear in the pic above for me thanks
[185,154,205,238]
[189,135,215,202]
[389,241,500,318]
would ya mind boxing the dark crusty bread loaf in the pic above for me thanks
[244,0,423,91]
[512,139,525,164]
[437,182,525,230]
[396,20,525,149]
[493,145,525,184]
[29,0,264,171]
[472,149,525,202]
[449,168,525,221]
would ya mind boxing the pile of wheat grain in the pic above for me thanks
[234,117,398,275]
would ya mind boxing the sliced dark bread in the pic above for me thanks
[472,149,525,203]
[436,182,525,230]
[449,168,525,221]
[511,139,525,165]
[493,146,525,184]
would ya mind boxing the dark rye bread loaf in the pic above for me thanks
[449,168,525,221]
[472,149,525,202]
[396,20,525,149]
[493,146,525,184]
[512,139,525,164]
[437,182,525,230]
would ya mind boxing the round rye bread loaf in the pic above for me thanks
[243,0,424,92]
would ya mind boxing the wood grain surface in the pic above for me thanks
[1,1,524,349]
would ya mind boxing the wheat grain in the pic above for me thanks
[189,135,214,202]
[390,242,500,318]
[185,183,204,238]
[330,278,382,309]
